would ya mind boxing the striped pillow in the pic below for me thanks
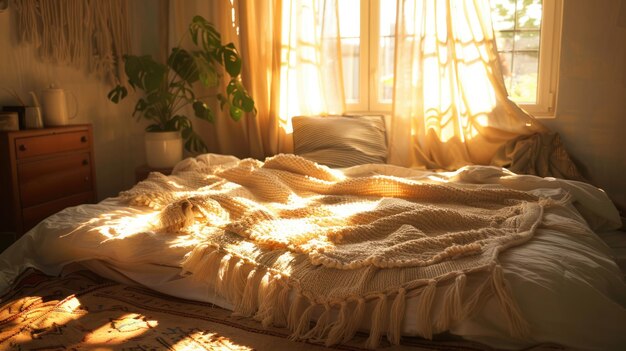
[292,115,387,168]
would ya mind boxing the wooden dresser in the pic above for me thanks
[0,124,97,238]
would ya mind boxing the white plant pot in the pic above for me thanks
[145,131,183,168]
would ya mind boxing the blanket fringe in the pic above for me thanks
[365,294,388,349]
[434,274,466,331]
[182,248,528,349]
[492,265,530,337]
[235,268,264,317]
[293,302,316,338]
[342,297,365,343]
[287,293,306,331]
[415,281,437,339]
[325,301,348,346]
[255,274,283,327]
[387,288,406,345]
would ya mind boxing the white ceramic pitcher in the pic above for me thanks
[40,84,78,126]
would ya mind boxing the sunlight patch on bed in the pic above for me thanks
[328,200,380,217]
[97,212,159,239]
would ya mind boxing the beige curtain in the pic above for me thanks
[168,0,344,158]
[388,0,546,170]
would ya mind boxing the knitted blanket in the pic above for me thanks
[119,154,552,348]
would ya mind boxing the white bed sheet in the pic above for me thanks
[596,229,626,277]
[1,156,625,350]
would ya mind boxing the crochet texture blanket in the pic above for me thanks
[119,154,553,348]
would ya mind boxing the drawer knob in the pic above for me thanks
[84,176,90,182]
[81,136,88,143]
[82,159,89,166]
[18,144,26,151]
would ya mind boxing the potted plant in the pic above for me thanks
[108,15,255,168]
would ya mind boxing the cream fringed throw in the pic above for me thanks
[119,154,553,348]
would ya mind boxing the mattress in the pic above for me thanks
[1,154,624,350]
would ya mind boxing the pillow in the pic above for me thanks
[292,115,387,168]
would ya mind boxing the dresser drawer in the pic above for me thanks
[18,153,93,207]
[22,191,94,232]
[14,130,90,159]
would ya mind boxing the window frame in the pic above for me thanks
[515,0,563,117]
[343,0,563,117]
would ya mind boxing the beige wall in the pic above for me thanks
[543,0,626,212]
[0,1,160,200]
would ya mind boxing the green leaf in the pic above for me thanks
[222,43,242,77]
[192,101,214,123]
[191,51,219,87]
[132,98,148,117]
[124,55,167,92]
[229,105,243,121]
[189,15,221,52]
[168,48,199,84]
[107,85,128,103]
[224,78,256,115]
[183,130,209,153]
[241,94,255,112]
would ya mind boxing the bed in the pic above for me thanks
[1,153,625,350]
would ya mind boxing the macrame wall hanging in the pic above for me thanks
[13,0,131,84]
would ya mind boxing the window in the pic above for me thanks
[340,0,562,116]
[491,0,563,116]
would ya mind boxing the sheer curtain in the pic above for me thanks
[387,0,546,170]
[168,0,344,158]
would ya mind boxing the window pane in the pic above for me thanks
[338,0,360,104]
[510,52,539,103]
[342,38,360,103]
[516,0,542,29]
[498,52,514,86]
[495,31,514,51]
[491,0,541,104]
[379,0,396,37]
[491,0,516,31]
[516,30,540,50]
[378,0,397,105]
[338,0,360,37]
[378,36,394,103]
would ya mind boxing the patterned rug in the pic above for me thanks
[0,270,564,350]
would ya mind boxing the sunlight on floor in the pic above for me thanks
[171,331,253,350]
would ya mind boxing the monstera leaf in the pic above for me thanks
[107,15,255,153]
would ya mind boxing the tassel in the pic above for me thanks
[492,265,530,337]
[180,243,209,274]
[303,303,332,341]
[416,281,437,339]
[216,254,233,297]
[255,274,282,327]
[387,288,406,345]
[228,260,247,305]
[190,249,222,285]
[273,282,291,327]
[292,302,317,339]
[256,272,271,308]
[435,274,466,332]
[342,297,365,343]
[325,301,348,346]
[234,268,263,317]
[288,293,305,331]
[463,272,493,318]
[365,294,388,349]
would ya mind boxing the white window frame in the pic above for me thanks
[344,0,563,117]
[516,0,563,117]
